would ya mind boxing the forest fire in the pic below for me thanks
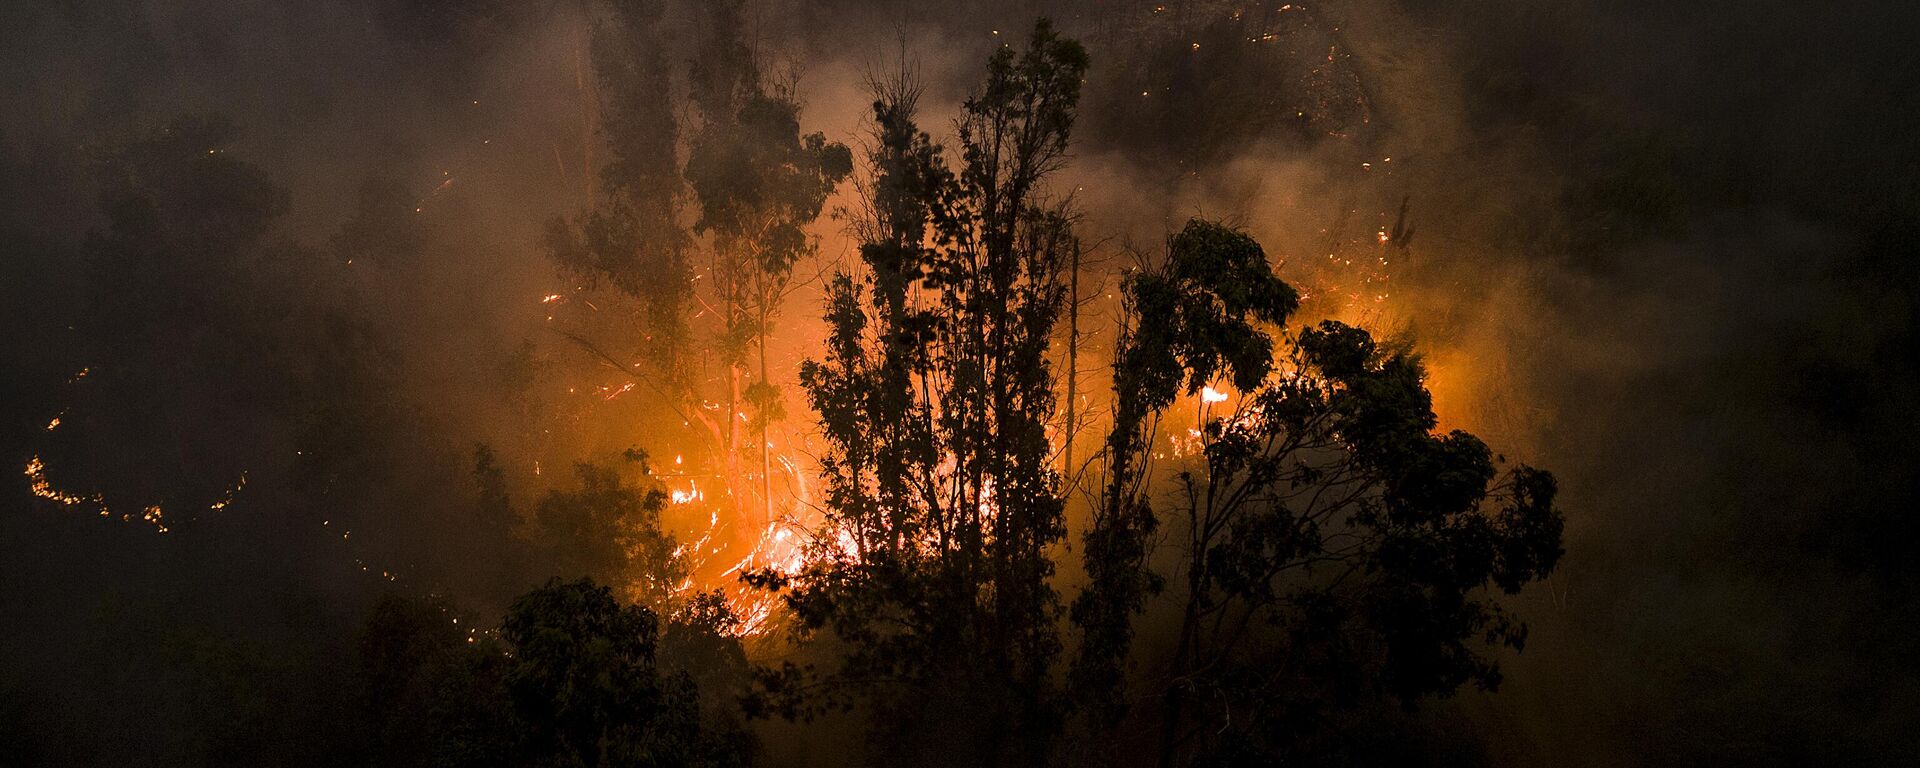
[8,1,1902,766]
[655,457,816,636]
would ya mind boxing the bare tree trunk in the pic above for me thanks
[1064,237,1081,475]
[1158,551,1207,768]
[722,248,745,516]
[573,30,596,205]
[759,299,773,527]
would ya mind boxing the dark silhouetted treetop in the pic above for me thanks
[1067,219,1563,766]
[502,578,750,768]
[1072,219,1302,727]
[758,18,1086,768]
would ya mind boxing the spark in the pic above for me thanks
[412,176,455,213]
[208,473,248,511]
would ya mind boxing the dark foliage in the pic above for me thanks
[756,19,1087,767]
[358,579,751,768]
[1077,219,1563,766]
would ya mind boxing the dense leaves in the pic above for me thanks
[359,579,750,768]
[1073,222,1565,766]
[519,451,680,605]
[1072,220,1302,724]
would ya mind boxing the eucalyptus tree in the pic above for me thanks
[754,20,1087,767]
[545,0,849,520]
[685,0,851,524]
[1074,221,1565,766]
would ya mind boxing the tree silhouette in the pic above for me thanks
[1071,219,1302,730]
[526,451,683,609]
[359,579,750,768]
[753,19,1087,767]
[1076,220,1565,766]
[503,579,749,768]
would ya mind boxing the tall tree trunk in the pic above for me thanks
[723,248,744,516]
[573,30,595,205]
[759,300,773,527]
[1158,556,1206,768]
[1063,237,1081,475]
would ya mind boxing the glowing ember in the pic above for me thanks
[24,455,104,510]
[208,473,248,512]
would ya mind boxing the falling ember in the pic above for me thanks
[601,382,635,401]
[412,176,455,212]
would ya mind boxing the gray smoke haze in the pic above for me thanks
[3,0,1916,765]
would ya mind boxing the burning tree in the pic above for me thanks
[683,0,853,529]
[544,0,849,536]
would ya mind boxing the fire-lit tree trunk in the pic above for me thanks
[1064,237,1081,475]
[758,294,772,526]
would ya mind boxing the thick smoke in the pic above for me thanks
[2,0,1916,765]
